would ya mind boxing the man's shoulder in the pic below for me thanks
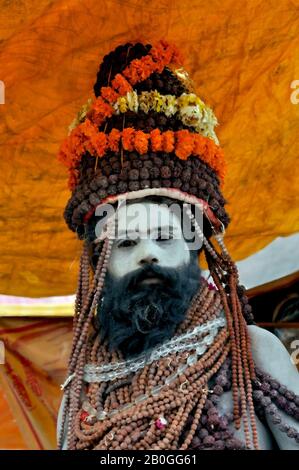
[247,324,291,363]
[247,324,286,351]
[247,324,299,388]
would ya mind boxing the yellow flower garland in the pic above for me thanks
[113,91,219,144]
[66,91,219,144]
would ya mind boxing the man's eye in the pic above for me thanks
[117,239,137,248]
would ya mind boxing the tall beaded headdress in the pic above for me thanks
[57,40,261,450]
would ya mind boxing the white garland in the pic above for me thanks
[83,315,226,384]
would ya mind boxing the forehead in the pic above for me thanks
[115,201,182,233]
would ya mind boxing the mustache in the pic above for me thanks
[122,264,180,292]
[129,264,178,287]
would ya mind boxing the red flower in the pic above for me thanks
[80,411,89,422]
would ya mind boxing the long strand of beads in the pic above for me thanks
[208,263,240,427]
[67,219,115,449]
[228,272,251,446]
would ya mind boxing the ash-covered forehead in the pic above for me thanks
[88,195,206,251]
[115,201,184,240]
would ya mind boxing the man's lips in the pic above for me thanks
[139,277,161,285]
[128,270,167,289]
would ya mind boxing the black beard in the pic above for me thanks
[95,257,201,359]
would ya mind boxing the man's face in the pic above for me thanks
[95,200,201,358]
[107,201,191,279]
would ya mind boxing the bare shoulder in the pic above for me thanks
[247,324,299,390]
[248,324,289,353]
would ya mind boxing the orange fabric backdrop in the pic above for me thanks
[0,392,27,449]
[0,317,72,449]
[0,1,298,297]
[0,0,299,448]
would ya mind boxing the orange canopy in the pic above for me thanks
[0,0,298,297]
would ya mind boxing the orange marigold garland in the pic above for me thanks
[122,40,183,85]
[108,128,122,152]
[80,120,107,158]
[163,130,175,153]
[77,40,184,131]
[217,148,226,181]
[193,134,207,156]
[111,73,132,95]
[79,119,97,138]
[122,128,136,152]
[86,98,114,127]
[100,87,119,104]
[123,55,157,85]
[150,129,163,152]
[134,130,150,154]
[175,130,196,160]
[58,124,226,191]
[90,132,108,157]
[151,39,184,65]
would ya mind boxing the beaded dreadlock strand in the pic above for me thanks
[59,217,115,450]
[57,244,91,448]
[183,202,259,448]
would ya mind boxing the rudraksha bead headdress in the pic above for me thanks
[58,40,229,238]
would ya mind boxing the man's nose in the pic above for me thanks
[137,241,159,266]
[139,254,159,266]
